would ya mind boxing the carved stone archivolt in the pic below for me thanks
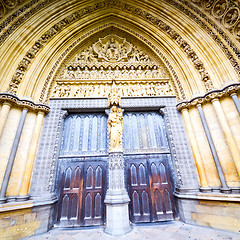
[191,0,240,39]
[1,0,240,97]
[51,35,174,98]
[7,1,213,95]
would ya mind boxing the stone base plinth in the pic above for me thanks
[104,190,131,236]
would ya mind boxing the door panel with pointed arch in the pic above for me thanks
[126,154,175,223]
[56,113,108,227]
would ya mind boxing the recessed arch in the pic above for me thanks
[0,1,238,101]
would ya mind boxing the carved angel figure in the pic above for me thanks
[108,106,123,152]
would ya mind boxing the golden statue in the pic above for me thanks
[108,106,123,152]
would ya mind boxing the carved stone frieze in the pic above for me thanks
[51,80,174,98]
[57,34,166,80]
[176,82,240,111]
[0,92,49,113]
[0,0,27,19]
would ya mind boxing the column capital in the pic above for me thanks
[211,98,219,103]
[196,103,202,108]
[2,101,12,107]
[230,92,237,97]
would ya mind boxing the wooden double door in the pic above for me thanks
[56,111,176,227]
[126,154,175,223]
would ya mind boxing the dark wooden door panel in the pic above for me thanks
[56,162,84,227]
[127,156,152,223]
[56,158,106,227]
[82,161,106,226]
[126,154,175,223]
[148,155,175,222]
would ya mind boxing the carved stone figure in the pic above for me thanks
[108,106,123,152]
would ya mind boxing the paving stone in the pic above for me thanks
[24,221,240,240]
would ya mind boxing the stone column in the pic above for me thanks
[197,104,230,193]
[211,98,240,177]
[18,111,45,201]
[0,107,28,203]
[181,108,210,191]
[0,102,11,139]
[231,93,240,115]
[104,98,131,235]
[104,152,131,235]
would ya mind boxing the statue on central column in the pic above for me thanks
[107,81,123,152]
[108,106,123,152]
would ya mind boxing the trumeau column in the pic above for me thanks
[18,111,45,201]
[0,108,28,203]
[0,102,11,139]
[104,83,131,235]
[181,108,210,191]
[211,98,240,177]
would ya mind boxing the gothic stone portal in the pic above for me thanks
[55,111,176,226]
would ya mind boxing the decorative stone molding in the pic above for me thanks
[176,82,240,111]
[108,152,124,170]
[173,0,240,77]
[7,1,212,94]
[0,0,28,20]
[0,93,49,113]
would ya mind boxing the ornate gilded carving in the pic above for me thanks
[108,106,123,152]
[176,82,240,111]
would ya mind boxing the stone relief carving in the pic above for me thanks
[8,1,214,95]
[108,81,121,107]
[51,81,174,98]
[50,35,174,98]
[108,106,123,152]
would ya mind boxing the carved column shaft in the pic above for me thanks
[197,104,230,192]
[0,102,11,139]
[181,109,210,189]
[18,111,45,200]
[0,108,28,203]
[231,93,240,116]
[211,99,240,177]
